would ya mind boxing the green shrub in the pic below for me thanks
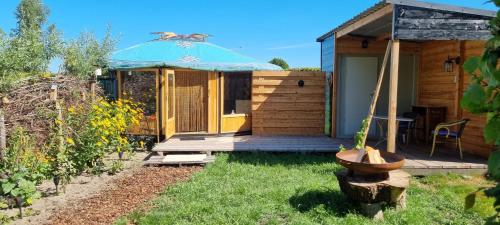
[62,98,142,175]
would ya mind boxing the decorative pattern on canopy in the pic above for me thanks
[109,40,282,71]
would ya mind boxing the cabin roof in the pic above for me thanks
[316,0,496,42]
[110,40,282,71]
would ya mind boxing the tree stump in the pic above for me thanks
[335,169,411,220]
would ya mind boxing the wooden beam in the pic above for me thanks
[387,40,400,153]
[361,40,392,147]
[331,35,339,138]
[337,5,393,38]
[376,32,392,41]
[456,41,465,120]
[156,70,160,142]
[117,71,122,100]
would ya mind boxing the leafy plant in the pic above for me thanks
[62,28,116,78]
[462,0,500,222]
[0,0,62,77]
[1,127,48,185]
[268,58,289,70]
[354,118,369,150]
[61,99,142,175]
[108,160,124,175]
[0,170,40,206]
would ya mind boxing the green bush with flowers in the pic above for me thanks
[0,127,49,207]
[1,98,143,209]
[53,98,143,176]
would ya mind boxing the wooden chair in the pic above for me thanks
[430,119,470,159]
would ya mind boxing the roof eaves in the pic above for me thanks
[316,0,496,42]
[316,1,390,42]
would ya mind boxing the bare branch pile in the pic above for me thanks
[0,75,101,146]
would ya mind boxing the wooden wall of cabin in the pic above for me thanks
[461,41,492,157]
[417,40,492,158]
[252,71,325,135]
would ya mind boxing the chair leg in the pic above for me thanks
[430,134,437,157]
[458,138,463,160]
[406,129,410,145]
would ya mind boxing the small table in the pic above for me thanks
[373,115,414,149]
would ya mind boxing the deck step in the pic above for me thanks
[144,154,215,166]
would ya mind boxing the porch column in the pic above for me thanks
[387,40,400,153]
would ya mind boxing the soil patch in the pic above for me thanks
[48,166,201,225]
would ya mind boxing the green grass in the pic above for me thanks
[116,153,496,225]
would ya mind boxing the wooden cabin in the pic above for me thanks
[317,0,495,158]
[109,36,327,141]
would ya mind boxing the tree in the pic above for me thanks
[0,0,62,76]
[269,58,289,70]
[62,28,116,78]
[462,1,500,221]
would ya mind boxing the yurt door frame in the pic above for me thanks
[163,69,176,139]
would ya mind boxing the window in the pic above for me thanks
[122,71,156,116]
[224,72,251,115]
[168,73,174,119]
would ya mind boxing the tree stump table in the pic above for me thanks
[335,169,411,220]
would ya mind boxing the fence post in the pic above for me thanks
[0,109,5,160]
[90,80,96,102]
[50,85,64,154]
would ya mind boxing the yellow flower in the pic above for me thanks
[66,137,75,145]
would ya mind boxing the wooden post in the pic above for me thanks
[50,84,58,100]
[90,80,96,102]
[387,40,400,153]
[360,40,392,147]
[0,109,5,160]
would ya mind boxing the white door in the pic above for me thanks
[338,57,378,138]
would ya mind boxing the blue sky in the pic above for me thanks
[0,0,496,70]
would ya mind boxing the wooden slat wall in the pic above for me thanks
[417,40,493,157]
[175,71,209,133]
[252,71,326,136]
[461,41,493,157]
[418,41,460,121]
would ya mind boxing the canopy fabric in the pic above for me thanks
[109,40,282,71]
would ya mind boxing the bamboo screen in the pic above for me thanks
[174,71,208,133]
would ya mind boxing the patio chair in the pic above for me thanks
[430,119,470,159]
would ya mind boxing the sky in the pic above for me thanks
[0,0,496,71]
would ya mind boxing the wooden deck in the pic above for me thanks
[153,136,350,152]
[152,135,488,176]
[391,144,487,176]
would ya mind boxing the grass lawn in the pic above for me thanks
[116,153,495,225]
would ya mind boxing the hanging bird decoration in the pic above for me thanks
[150,32,211,42]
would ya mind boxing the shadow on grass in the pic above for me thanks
[289,189,357,217]
[226,152,339,167]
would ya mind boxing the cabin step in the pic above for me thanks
[144,154,215,166]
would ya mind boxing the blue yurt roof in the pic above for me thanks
[109,40,282,71]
